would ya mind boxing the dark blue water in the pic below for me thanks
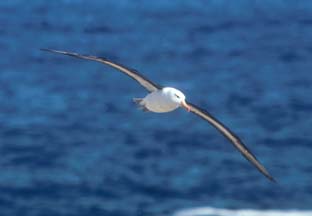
[1,1,312,215]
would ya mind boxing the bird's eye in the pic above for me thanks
[175,94,180,99]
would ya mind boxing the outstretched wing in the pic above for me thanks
[41,49,161,92]
[187,102,276,182]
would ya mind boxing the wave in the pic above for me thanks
[173,207,312,216]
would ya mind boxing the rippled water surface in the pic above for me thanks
[0,1,312,215]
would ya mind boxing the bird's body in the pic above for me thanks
[41,48,276,182]
[137,87,188,113]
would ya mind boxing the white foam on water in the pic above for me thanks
[173,207,312,216]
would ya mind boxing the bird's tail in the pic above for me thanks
[133,98,143,104]
[133,98,149,112]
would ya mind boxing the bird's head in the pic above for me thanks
[165,87,191,112]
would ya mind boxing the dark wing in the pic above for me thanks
[41,49,161,92]
[187,101,276,182]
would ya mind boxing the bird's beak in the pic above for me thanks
[181,100,191,112]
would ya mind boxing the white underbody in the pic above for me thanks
[140,88,183,113]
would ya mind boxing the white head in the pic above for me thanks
[163,87,191,112]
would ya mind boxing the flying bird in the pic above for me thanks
[41,48,275,182]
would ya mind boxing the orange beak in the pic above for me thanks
[181,100,191,112]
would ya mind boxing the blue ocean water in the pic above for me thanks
[0,0,312,215]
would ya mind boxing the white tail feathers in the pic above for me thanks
[133,98,143,104]
[133,98,149,112]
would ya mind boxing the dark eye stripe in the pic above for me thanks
[174,94,180,98]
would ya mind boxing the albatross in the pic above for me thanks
[41,48,275,182]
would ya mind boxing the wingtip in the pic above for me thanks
[40,48,60,53]
[40,48,79,57]
[40,48,61,53]
[264,172,277,183]
[40,48,52,50]
[40,48,50,51]
[269,176,277,184]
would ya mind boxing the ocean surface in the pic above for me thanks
[0,0,312,215]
